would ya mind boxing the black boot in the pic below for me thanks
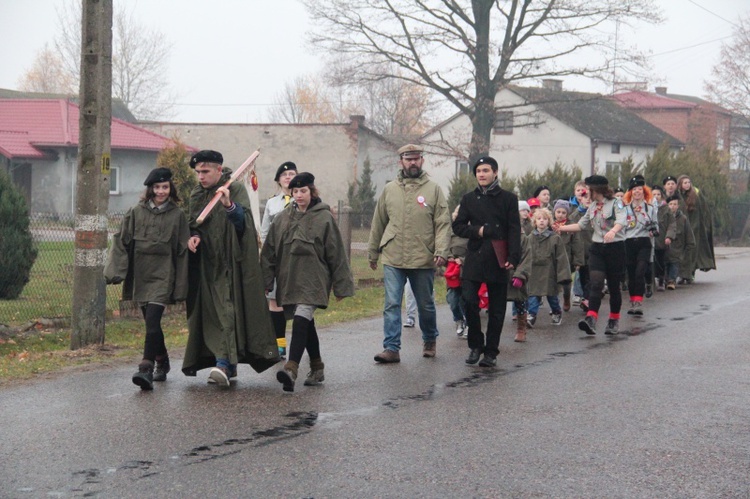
[465,348,482,365]
[132,360,154,391]
[153,357,170,382]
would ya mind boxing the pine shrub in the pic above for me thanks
[0,170,38,299]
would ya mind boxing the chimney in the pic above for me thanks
[655,86,667,95]
[542,79,563,91]
[349,114,365,130]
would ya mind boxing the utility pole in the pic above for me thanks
[71,0,113,349]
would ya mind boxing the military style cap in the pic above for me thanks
[584,175,609,186]
[628,174,646,191]
[189,150,223,168]
[473,156,498,174]
[143,167,172,186]
[274,161,297,182]
[662,175,677,185]
[397,144,424,157]
[289,171,315,189]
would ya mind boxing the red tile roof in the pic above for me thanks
[0,99,175,159]
[613,91,695,110]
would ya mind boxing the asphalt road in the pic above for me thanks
[2,248,749,498]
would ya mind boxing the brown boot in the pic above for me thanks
[276,361,299,392]
[374,349,400,363]
[563,289,571,311]
[514,313,527,342]
[422,341,437,358]
[304,358,325,386]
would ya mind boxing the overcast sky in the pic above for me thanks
[0,0,746,123]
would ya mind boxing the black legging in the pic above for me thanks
[625,237,652,299]
[141,303,167,361]
[288,316,321,364]
[587,242,626,316]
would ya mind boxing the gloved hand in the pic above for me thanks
[511,277,523,288]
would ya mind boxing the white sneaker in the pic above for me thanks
[455,320,465,336]
[404,317,416,328]
[208,367,230,387]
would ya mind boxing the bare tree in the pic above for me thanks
[705,14,750,168]
[17,43,76,94]
[267,75,339,123]
[18,0,175,120]
[302,0,661,164]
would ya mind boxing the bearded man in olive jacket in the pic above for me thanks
[182,150,278,386]
[368,144,451,363]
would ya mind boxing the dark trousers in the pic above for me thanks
[654,248,667,284]
[141,303,167,361]
[462,280,508,356]
[625,237,652,299]
[587,242,626,316]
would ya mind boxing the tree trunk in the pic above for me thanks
[468,0,496,166]
[71,0,113,349]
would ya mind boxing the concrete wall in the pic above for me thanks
[23,148,160,214]
[141,121,397,208]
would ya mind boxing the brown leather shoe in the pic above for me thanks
[422,341,436,358]
[374,349,400,363]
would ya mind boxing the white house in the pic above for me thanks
[421,80,684,192]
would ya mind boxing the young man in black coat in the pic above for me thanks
[452,156,521,367]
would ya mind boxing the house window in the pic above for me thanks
[456,160,470,176]
[109,166,120,195]
[493,111,514,134]
[605,162,621,185]
[611,143,621,154]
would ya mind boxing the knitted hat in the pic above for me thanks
[553,199,571,214]
[518,200,530,212]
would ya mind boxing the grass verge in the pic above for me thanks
[0,282,447,385]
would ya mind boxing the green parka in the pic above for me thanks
[182,173,278,376]
[104,200,189,304]
[506,234,532,302]
[261,199,354,308]
[527,229,571,297]
[368,170,451,268]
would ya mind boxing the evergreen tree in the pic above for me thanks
[447,171,476,212]
[157,138,197,211]
[0,170,38,299]
[347,158,377,227]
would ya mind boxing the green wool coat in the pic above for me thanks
[506,234,532,302]
[526,229,571,297]
[368,170,451,268]
[182,173,278,376]
[666,209,696,279]
[653,203,677,251]
[680,191,716,272]
[104,200,189,304]
[261,200,354,309]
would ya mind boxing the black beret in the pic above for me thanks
[289,171,315,189]
[665,194,680,203]
[651,184,665,193]
[473,156,498,174]
[584,175,609,186]
[533,185,550,198]
[614,187,625,194]
[189,150,223,168]
[274,161,298,182]
[628,175,646,191]
[143,167,172,186]
[663,175,677,185]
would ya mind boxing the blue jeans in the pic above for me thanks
[446,286,466,322]
[383,266,439,351]
[528,295,561,316]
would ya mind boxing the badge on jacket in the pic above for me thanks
[417,195,428,207]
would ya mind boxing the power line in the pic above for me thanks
[686,0,741,29]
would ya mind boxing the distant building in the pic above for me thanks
[0,98,178,213]
[612,87,732,155]
[421,80,683,192]
[141,115,398,207]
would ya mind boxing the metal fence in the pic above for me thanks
[1,209,380,328]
